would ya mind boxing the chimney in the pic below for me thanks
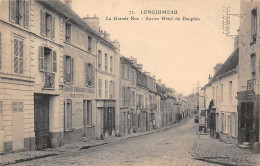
[111,39,120,52]
[136,64,143,71]
[208,74,212,83]
[82,14,100,33]
[234,29,239,50]
[214,63,223,75]
[65,0,72,9]
[104,31,111,41]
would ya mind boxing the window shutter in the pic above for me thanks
[39,46,44,71]
[92,40,96,55]
[64,100,67,131]
[14,39,18,73]
[40,10,46,36]
[51,16,55,40]
[85,63,88,85]
[63,55,66,82]
[24,0,29,28]
[19,0,25,26]
[71,58,74,82]
[91,64,95,87]
[18,41,23,74]
[52,51,57,72]
[9,0,16,23]
[0,32,1,70]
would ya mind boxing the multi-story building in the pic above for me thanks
[147,74,158,130]
[91,26,119,139]
[237,0,260,151]
[119,56,137,135]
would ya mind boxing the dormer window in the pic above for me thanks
[251,8,257,44]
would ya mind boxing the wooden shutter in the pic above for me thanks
[0,32,1,70]
[19,0,25,26]
[91,64,95,87]
[9,0,16,23]
[14,39,19,73]
[85,63,88,85]
[52,51,57,72]
[40,10,46,36]
[24,0,29,28]
[63,55,66,82]
[39,46,44,71]
[51,16,55,40]
[71,58,74,82]
[18,41,23,74]
[92,39,96,55]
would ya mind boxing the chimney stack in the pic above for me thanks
[65,0,72,9]
[111,39,120,52]
[82,14,100,33]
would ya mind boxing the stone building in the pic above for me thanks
[119,56,137,135]
[237,0,260,151]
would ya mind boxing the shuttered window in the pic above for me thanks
[105,54,108,72]
[39,46,56,73]
[12,102,23,112]
[64,55,74,83]
[14,38,24,74]
[105,80,108,98]
[98,79,102,98]
[85,63,94,87]
[98,50,102,70]
[9,0,29,28]
[65,99,72,131]
[110,56,113,73]
[40,10,55,40]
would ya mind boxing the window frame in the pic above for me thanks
[13,37,24,74]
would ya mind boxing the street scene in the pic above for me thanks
[1,0,260,165]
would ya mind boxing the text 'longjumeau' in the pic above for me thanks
[140,10,178,15]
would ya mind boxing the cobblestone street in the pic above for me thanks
[13,118,220,166]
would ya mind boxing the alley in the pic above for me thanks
[15,118,219,166]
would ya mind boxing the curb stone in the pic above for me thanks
[0,117,190,166]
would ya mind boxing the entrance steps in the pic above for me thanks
[238,142,250,149]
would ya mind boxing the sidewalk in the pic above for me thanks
[0,118,188,166]
[189,134,256,166]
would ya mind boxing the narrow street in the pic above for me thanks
[15,118,219,166]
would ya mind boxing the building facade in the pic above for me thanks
[237,0,260,151]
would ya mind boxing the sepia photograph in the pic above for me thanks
[0,0,260,165]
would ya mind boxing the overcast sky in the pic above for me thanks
[72,0,240,96]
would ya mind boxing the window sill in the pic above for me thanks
[64,81,73,85]
[85,125,94,128]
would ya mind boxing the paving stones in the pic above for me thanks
[189,134,256,166]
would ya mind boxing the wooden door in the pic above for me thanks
[34,95,50,150]
[108,108,113,136]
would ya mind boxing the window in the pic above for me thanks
[122,64,125,78]
[12,101,23,112]
[65,99,72,131]
[39,46,57,73]
[63,55,74,83]
[98,50,102,70]
[105,53,108,72]
[109,81,114,99]
[14,38,24,74]
[251,54,256,77]
[110,56,113,73]
[127,66,130,79]
[9,0,29,28]
[251,8,257,43]
[88,36,92,53]
[65,23,71,43]
[99,78,102,98]
[85,63,95,87]
[105,80,108,98]
[41,10,55,40]
[229,81,232,104]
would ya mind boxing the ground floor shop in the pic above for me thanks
[96,100,117,139]
[237,91,259,151]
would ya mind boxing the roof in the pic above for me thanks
[213,48,239,79]
[36,0,115,48]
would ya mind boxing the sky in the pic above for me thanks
[72,0,240,96]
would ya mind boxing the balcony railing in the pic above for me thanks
[247,79,255,91]
[64,73,72,83]
[44,72,55,88]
